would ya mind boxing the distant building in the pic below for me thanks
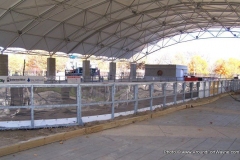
[144,64,188,81]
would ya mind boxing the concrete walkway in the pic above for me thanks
[1,95,240,160]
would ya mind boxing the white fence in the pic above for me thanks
[0,80,239,130]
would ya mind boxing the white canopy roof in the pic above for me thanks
[0,0,240,60]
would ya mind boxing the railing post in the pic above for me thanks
[30,85,34,128]
[232,80,234,91]
[220,81,223,93]
[209,81,211,97]
[234,80,237,91]
[150,83,154,111]
[190,82,193,100]
[203,81,206,97]
[173,82,177,104]
[197,82,200,98]
[238,80,240,90]
[225,80,228,92]
[134,84,138,114]
[77,85,83,125]
[111,84,115,119]
[229,80,232,91]
[215,81,217,94]
[182,82,186,102]
[222,80,225,93]
[162,83,166,107]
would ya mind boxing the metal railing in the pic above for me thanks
[0,80,239,130]
[45,75,232,84]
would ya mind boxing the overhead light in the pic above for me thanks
[65,38,70,42]
[132,10,137,14]
[18,30,22,35]
[196,3,201,9]
[212,17,216,21]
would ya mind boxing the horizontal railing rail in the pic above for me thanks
[0,80,239,130]
[44,75,233,83]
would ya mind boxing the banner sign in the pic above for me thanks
[0,76,45,84]
[67,76,81,84]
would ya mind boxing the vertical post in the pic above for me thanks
[220,81,223,93]
[229,80,231,92]
[182,82,186,102]
[232,80,234,92]
[214,81,216,95]
[111,84,115,119]
[190,82,193,100]
[209,81,211,97]
[238,81,239,90]
[150,83,154,111]
[30,85,34,128]
[237,81,238,91]
[173,82,177,104]
[47,57,56,77]
[238,81,240,90]
[23,59,26,76]
[162,83,166,107]
[109,62,116,81]
[238,80,240,90]
[134,84,138,114]
[222,80,225,93]
[235,80,237,91]
[130,63,137,81]
[203,81,206,97]
[213,81,216,95]
[224,80,227,92]
[197,82,200,98]
[234,80,237,91]
[77,85,83,125]
[0,54,8,76]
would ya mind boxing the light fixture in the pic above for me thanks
[18,30,22,35]
[65,38,70,42]
[132,10,137,14]
[196,3,201,9]
[212,17,216,21]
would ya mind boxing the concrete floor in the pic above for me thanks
[1,95,240,160]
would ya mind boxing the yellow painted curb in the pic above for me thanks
[0,93,230,157]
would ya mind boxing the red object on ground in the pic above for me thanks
[184,77,199,81]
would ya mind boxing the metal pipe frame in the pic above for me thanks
[0,79,239,130]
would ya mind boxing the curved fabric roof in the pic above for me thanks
[0,0,240,60]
